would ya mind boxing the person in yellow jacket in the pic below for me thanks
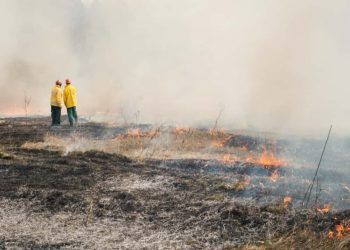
[63,79,78,126]
[50,80,63,126]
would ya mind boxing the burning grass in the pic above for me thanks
[240,228,350,250]
[23,125,288,169]
[1,117,350,249]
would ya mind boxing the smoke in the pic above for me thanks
[1,0,350,135]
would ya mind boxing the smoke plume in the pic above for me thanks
[1,0,350,135]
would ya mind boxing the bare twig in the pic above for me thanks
[120,108,129,127]
[134,110,140,124]
[24,91,31,124]
[302,125,332,208]
[315,177,319,209]
[212,108,224,132]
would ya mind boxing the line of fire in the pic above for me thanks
[1,1,349,249]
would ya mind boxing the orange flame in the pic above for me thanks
[127,128,142,137]
[244,150,287,168]
[328,223,350,240]
[212,141,224,148]
[336,224,345,240]
[145,128,159,138]
[283,196,292,208]
[115,127,160,140]
[223,154,231,163]
[245,156,254,163]
[259,150,286,166]
[317,204,332,214]
[173,127,189,135]
[328,231,334,239]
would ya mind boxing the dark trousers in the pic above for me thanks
[51,106,61,125]
[67,107,78,126]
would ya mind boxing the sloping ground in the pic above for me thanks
[0,117,349,249]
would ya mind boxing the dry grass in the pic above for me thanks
[4,119,348,249]
[0,147,13,160]
[0,199,193,249]
[216,178,251,192]
[239,230,350,250]
[22,128,273,165]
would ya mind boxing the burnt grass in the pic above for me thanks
[0,117,349,249]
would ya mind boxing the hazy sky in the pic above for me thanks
[0,0,349,134]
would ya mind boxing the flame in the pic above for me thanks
[269,169,280,182]
[245,156,254,163]
[212,141,224,148]
[173,127,189,135]
[328,231,334,239]
[328,223,350,240]
[317,204,332,214]
[145,128,160,138]
[336,224,345,240]
[115,127,160,140]
[223,154,231,163]
[127,128,142,137]
[259,150,286,166]
[244,149,287,168]
[283,196,292,208]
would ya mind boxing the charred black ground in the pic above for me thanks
[0,117,349,249]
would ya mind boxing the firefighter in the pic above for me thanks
[63,78,78,126]
[50,80,63,126]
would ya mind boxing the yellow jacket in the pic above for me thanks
[63,84,77,108]
[50,85,63,107]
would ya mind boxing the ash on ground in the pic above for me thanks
[0,117,349,249]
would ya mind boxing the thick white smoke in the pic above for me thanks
[0,0,350,135]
